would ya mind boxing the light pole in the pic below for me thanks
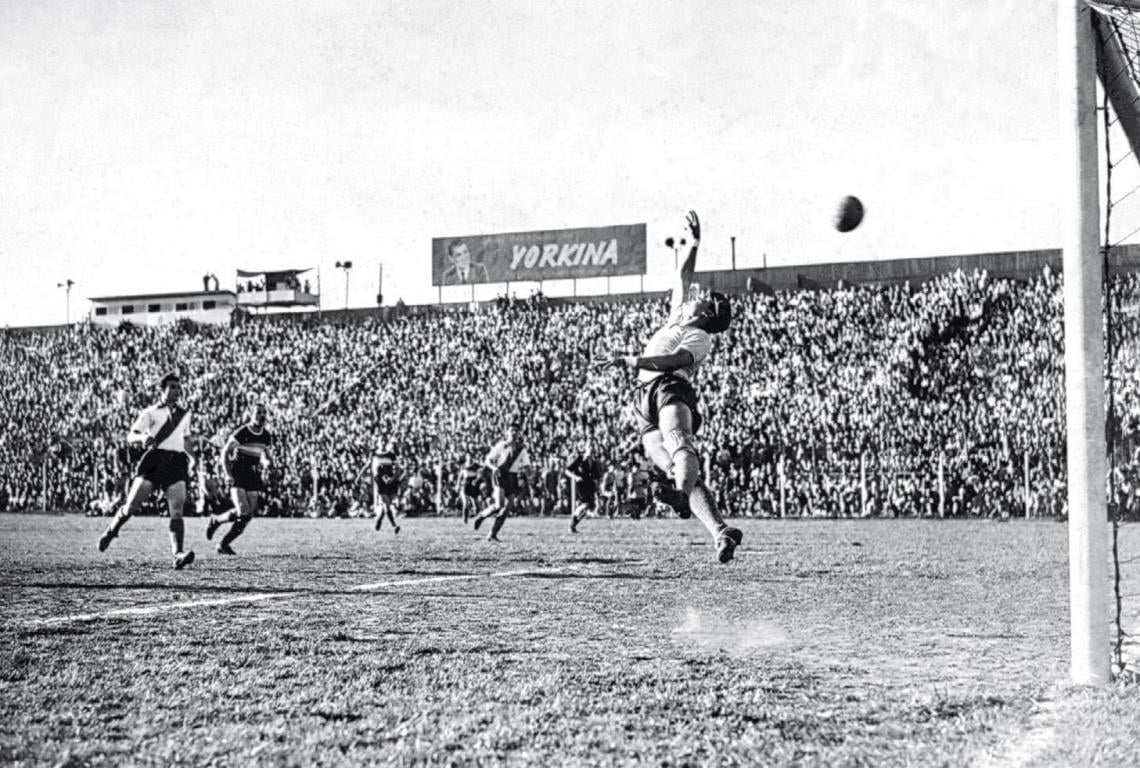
[335,261,353,312]
[664,237,685,270]
[57,279,75,326]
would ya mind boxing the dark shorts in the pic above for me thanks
[232,463,266,493]
[463,482,481,499]
[575,484,597,508]
[375,482,399,497]
[633,374,703,436]
[135,449,190,491]
[493,471,520,498]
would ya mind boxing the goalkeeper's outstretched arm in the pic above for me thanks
[670,210,701,313]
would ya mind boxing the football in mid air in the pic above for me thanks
[834,195,864,233]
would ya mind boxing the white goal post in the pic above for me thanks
[1059,0,1110,686]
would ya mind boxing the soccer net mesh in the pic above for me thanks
[1088,0,1140,680]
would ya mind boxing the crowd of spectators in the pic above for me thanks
[3,266,1139,521]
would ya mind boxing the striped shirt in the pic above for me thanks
[486,440,531,474]
[229,425,273,468]
[130,404,192,453]
[372,451,399,486]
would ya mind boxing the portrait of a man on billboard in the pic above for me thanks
[441,239,490,285]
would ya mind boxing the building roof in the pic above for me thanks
[236,267,312,278]
[88,291,237,303]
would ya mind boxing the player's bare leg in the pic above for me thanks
[641,431,692,520]
[165,481,195,569]
[479,488,509,541]
[98,476,154,552]
[656,403,742,563]
[217,489,255,554]
[570,502,588,533]
[471,500,498,531]
[209,489,246,552]
[488,500,510,542]
[207,489,245,544]
[375,496,399,534]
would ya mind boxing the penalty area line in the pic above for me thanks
[21,566,568,627]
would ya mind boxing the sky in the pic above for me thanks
[0,0,1069,327]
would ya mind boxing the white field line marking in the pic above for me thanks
[25,592,289,626]
[348,567,548,593]
[22,567,565,627]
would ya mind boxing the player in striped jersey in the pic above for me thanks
[454,453,483,524]
[371,440,401,533]
[206,403,273,554]
[98,372,197,570]
[598,211,743,563]
[472,424,531,541]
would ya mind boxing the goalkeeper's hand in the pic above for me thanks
[684,210,700,243]
[593,355,636,371]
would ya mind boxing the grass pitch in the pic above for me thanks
[1,514,1138,766]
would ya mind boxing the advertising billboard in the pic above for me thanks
[432,223,646,286]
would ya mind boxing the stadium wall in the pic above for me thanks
[695,244,1140,294]
[259,245,1140,325]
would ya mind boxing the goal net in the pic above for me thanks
[1085,0,1140,680]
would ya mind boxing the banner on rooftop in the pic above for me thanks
[431,223,646,286]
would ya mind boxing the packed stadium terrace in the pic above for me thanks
[4,267,1140,520]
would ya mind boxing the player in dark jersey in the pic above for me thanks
[565,441,602,533]
[454,453,483,524]
[206,403,273,555]
[472,424,531,541]
[98,372,197,569]
[597,211,742,563]
[538,459,559,516]
[371,440,401,533]
[625,455,655,518]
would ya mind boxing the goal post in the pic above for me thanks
[1059,0,1110,686]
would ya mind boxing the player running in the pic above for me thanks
[624,455,654,519]
[597,210,742,563]
[206,403,273,555]
[455,452,483,524]
[97,372,197,569]
[371,440,401,533]
[471,424,531,541]
[565,441,602,533]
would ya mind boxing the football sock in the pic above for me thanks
[689,482,727,539]
[109,510,131,535]
[221,518,248,547]
[169,517,185,554]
